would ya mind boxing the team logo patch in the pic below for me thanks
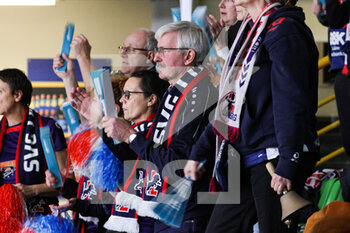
[267,17,285,33]
[218,91,236,122]
[134,169,162,197]
[81,180,97,200]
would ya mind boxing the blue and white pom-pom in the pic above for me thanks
[67,125,123,192]
[88,137,124,191]
[22,214,75,233]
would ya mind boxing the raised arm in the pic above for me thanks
[52,53,78,102]
[71,34,95,96]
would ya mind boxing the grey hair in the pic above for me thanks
[155,21,209,65]
[138,28,157,51]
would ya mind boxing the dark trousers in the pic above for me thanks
[205,169,257,233]
[334,71,350,157]
[157,216,210,233]
[206,155,317,233]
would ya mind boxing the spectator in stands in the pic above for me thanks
[207,0,244,55]
[50,70,168,233]
[323,0,350,208]
[47,72,127,232]
[118,29,157,75]
[0,68,66,216]
[204,0,247,87]
[53,28,157,96]
[185,0,320,232]
[312,0,350,158]
[98,21,217,232]
[52,47,128,232]
[326,0,350,159]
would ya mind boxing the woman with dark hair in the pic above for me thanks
[68,69,168,232]
[101,70,169,233]
[185,0,319,232]
[118,70,168,124]
[0,68,66,216]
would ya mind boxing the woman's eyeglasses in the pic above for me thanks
[122,90,149,100]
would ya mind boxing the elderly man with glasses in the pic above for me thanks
[118,28,157,75]
[101,21,218,232]
[53,28,157,97]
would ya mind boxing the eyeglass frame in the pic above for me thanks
[121,90,150,100]
[153,47,191,55]
[118,46,149,54]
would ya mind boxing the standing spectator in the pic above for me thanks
[205,0,247,87]
[312,0,350,159]
[185,1,320,232]
[326,0,350,159]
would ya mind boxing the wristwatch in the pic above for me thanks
[128,133,137,144]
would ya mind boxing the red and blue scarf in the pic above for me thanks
[0,108,51,215]
[211,3,281,191]
[105,116,155,233]
[105,66,209,232]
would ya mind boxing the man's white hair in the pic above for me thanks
[155,21,209,65]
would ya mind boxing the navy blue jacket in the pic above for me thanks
[191,6,320,181]
[129,72,217,231]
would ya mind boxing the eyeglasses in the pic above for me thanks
[154,47,190,55]
[122,90,149,100]
[118,46,148,54]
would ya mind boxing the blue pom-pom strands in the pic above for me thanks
[67,125,123,191]
[89,138,124,191]
[22,214,75,233]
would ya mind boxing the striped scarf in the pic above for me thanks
[213,2,281,143]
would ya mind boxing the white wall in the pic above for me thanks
[0,0,152,72]
[0,0,329,73]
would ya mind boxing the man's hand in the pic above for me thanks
[208,14,228,52]
[270,173,292,195]
[52,53,75,80]
[45,170,59,188]
[50,198,77,213]
[71,34,91,61]
[208,14,225,42]
[101,116,136,143]
[184,160,201,181]
[204,57,225,88]
[70,87,102,127]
